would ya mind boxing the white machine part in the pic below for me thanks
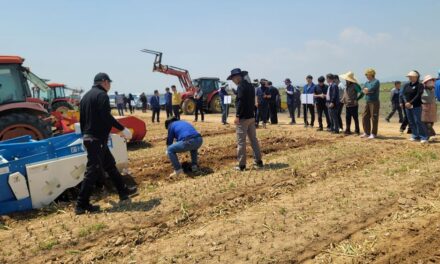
[8,172,30,200]
[25,134,128,209]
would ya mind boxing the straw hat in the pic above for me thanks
[422,75,435,84]
[339,71,358,84]
[406,71,419,78]
[364,68,376,76]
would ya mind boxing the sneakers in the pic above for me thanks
[75,204,101,215]
[421,140,429,144]
[254,160,264,169]
[169,169,183,178]
[344,130,352,135]
[234,165,246,171]
[317,127,323,131]
[409,137,417,142]
[119,186,138,201]
[191,165,199,172]
[360,133,369,138]
[368,134,376,139]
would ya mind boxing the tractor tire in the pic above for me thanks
[209,94,222,113]
[52,101,74,114]
[0,112,52,141]
[182,98,196,115]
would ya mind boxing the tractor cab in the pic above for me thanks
[193,77,223,113]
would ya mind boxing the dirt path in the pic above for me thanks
[1,112,439,264]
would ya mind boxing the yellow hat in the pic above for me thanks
[364,68,376,76]
[339,71,358,84]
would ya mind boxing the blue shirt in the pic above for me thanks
[435,79,440,102]
[364,79,380,102]
[303,83,316,94]
[286,84,295,104]
[149,95,160,109]
[165,92,172,106]
[167,120,201,145]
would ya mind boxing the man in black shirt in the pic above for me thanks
[76,73,137,215]
[228,68,263,171]
[268,81,279,124]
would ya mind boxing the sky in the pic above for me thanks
[2,0,440,94]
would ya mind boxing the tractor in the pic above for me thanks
[30,83,82,114]
[141,49,223,115]
[0,56,53,141]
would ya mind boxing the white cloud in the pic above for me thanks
[339,27,391,45]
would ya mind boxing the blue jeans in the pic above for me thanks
[406,107,428,140]
[117,104,124,116]
[167,137,203,171]
[329,105,340,132]
[221,103,229,123]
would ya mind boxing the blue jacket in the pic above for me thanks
[303,83,316,94]
[327,83,339,105]
[256,86,270,105]
[286,84,295,105]
[219,88,229,104]
[435,79,440,102]
[166,120,201,146]
[149,95,161,110]
[165,92,172,106]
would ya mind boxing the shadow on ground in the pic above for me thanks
[107,198,162,213]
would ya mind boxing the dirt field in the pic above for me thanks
[1,110,440,264]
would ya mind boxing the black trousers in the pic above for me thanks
[294,101,301,117]
[166,105,173,118]
[128,103,134,114]
[346,106,360,133]
[142,103,147,113]
[195,104,204,121]
[387,102,403,122]
[77,140,127,207]
[400,107,412,133]
[257,104,269,124]
[316,103,330,128]
[337,103,344,130]
[287,103,296,123]
[152,108,160,122]
[269,102,278,124]
[172,105,180,120]
[303,104,315,126]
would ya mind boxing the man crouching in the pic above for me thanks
[165,117,203,177]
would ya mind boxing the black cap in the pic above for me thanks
[94,72,112,83]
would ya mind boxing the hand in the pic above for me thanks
[329,103,335,108]
[234,117,240,125]
[400,103,404,109]
[405,102,412,109]
[363,88,369,94]
[121,128,132,140]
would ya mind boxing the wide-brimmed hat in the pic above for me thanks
[364,68,376,76]
[406,71,419,78]
[422,75,436,84]
[339,71,358,84]
[227,68,248,80]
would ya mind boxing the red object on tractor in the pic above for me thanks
[111,116,147,142]
[141,49,223,115]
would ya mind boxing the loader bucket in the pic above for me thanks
[112,116,146,142]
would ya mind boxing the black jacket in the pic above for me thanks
[269,86,279,103]
[314,84,328,105]
[235,79,255,119]
[402,82,423,108]
[80,85,124,141]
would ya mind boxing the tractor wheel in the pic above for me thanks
[52,101,74,115]
[182,98,196,115]
[209,94,222,113]
[0,113,52,141]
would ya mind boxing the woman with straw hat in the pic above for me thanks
[421,75,437,139]
[340,71,364,135]
[402,70,428,144]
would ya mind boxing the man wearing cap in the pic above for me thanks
[303,75,316,127]
[76,73,137,215]
[435,70,440,102]
[314,76,331,131]
[228,68,263,171]
[285,78,296,124]
[361,68,380,139]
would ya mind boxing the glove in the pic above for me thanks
[121,128,132,140]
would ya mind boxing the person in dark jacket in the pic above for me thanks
[228,68,263,171]
[285,78,296,124]
[294,85,301,118]
[334,75,345,131]
[150,90,161,123]
[402,70,428,143]
[139,92,147,113]
[326,74,340,133]
[303,75,316,127]
[314,76,331,131]
[386,81,403,123]
[256,79,271,128]
[340,71,364,135]
[164,87,173,118]
[76,73,137,215]
[399,85,412,135]
[165,118,203,178]
[219,85,229,125]
[194,86,204,122]
[268,81,279,124]
[128,93,135,114]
